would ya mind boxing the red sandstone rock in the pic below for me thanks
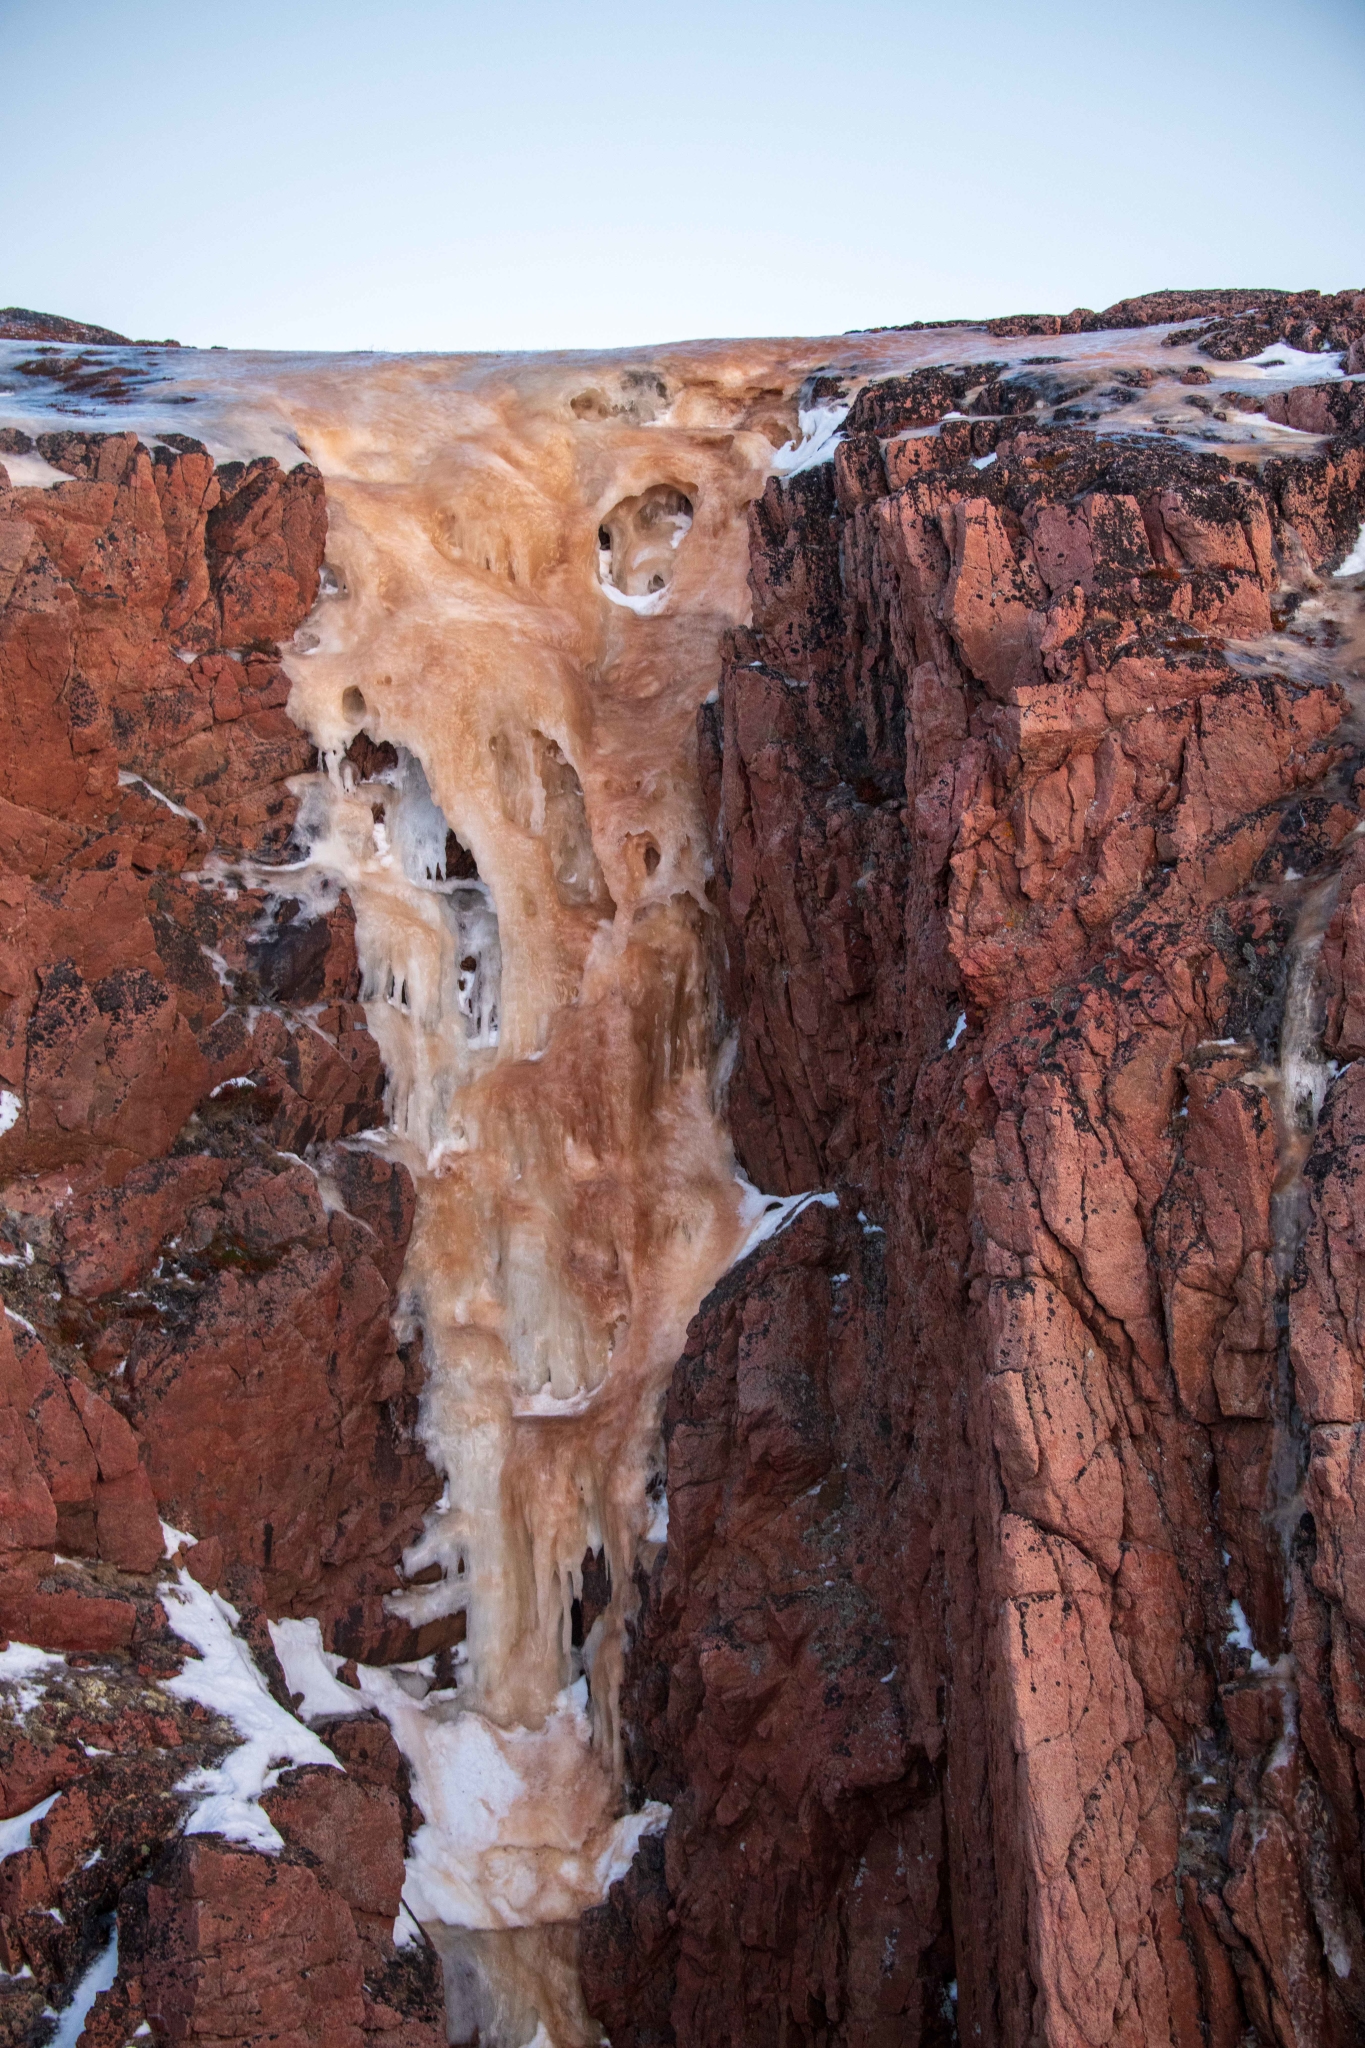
[136,1836,367,2046]
[0,428,445,2037]
[586,1199,951,2044]
[589,377,1365,2046]
[262,1764,407,1945]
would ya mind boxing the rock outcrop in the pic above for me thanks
[0,429,444,2043]
[583,370,1365,2044]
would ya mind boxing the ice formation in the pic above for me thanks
[244,341,822,2028]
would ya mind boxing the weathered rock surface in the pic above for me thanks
[0,430,444,2041]
[584,358,1365,2043]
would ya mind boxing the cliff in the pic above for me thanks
[0,292,1363,2047]
[582,339,1365,2044]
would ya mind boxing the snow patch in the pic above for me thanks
[946,1012,967,1050]
[729,1178,839,1269]
[117,769,205,831]
[1,450,73,489]
[162,1572,340,1851]
[1226,1597,1273,1674]
[0,1642,64,1718]
[1241,342,1345,384]
[1334,521,1365,580]
[771,404,849,477]
[46,1923,118,2048]
[0,1089,20,1136]
[358,1667,669,1929]
[0,1792,60,1863]
[268,1616,370,1724]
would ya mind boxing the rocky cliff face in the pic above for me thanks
[3,294,1365,2048]
[0,428,445,2045]
[582,349,1365,2044]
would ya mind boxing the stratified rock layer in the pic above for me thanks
[584,382,1365,2044]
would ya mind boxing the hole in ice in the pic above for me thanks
[248,895,332,1003]
[345,731,399,780]
[597,484,694,602]
[338,746,502,1051]
[444,829,479,881]
[571,369,670,424]
[341,685,367,722]
[625,831,663,882]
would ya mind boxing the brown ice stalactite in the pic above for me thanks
[264,345,835,2028]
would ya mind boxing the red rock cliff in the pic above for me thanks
[583,367,1365,2045]
[0,428,445,2046]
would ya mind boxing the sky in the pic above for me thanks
[3,0,1363,354]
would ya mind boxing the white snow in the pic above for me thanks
[358,1668,669,1929]
[1,450,73,489]
[161,1572,340,1850]
[946,1012,967,1050]
[1225,1597,1272,1674]
[0,1090,21,1136]
[117,769,205,831]
[1334,521,1365,580]
[160,1521,195,1557]
[393,1901,424,1949]
[268,1616,370,1724]
[771,404,849,477]
[0,1792,59,1863]
[1239,342,1345,385]
[971,452,998,470]
[46,1924,118,2048]
[729,1178,839,1269]
[0,1641,65,1715]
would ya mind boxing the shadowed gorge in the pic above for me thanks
[2,287,1365,2047]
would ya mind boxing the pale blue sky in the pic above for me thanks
[3,0,1363,352]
